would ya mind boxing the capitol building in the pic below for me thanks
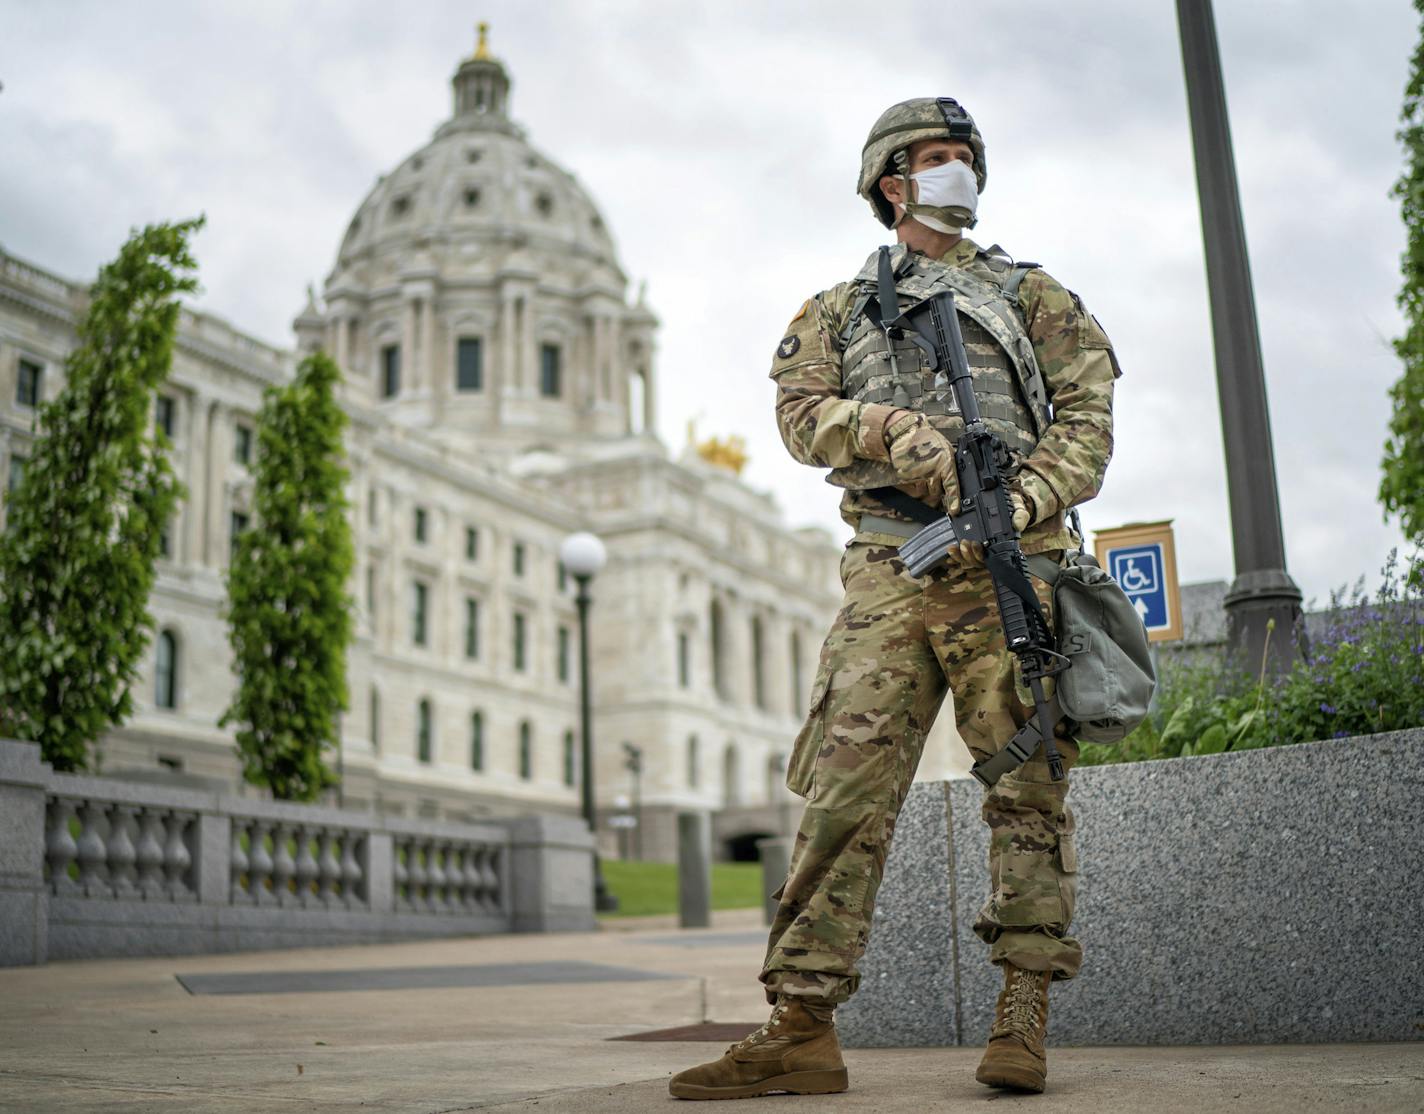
[0,30,967,861]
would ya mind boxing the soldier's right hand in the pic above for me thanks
[886,413,960,512]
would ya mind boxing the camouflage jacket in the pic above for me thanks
[768,237,1120,555]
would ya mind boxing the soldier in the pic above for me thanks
[669,97,1119,1100]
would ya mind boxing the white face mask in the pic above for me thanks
[900,159,978,234]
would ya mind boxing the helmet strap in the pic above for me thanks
[891,149,912,229]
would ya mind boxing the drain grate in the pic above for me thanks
[611,1022,761,1042]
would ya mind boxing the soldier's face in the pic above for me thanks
[880,138,976,206]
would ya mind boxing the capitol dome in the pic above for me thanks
[298,24,658,455]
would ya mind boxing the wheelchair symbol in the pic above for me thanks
[1117,557,1156,594]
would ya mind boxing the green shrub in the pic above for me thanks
[1079,551,1424,767]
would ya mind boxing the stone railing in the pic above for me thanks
[1,739,594,966]
[836,729,1423,1047]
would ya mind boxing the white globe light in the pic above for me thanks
[559,531,607,578]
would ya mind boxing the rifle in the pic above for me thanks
[887,287,1071,783]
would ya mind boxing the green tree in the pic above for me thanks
[1384,0,1424,581]
[222,349,354,801]
[0,219,201,771]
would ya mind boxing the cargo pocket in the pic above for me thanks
[785,664,831,800]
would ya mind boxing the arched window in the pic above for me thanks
[519,720,533,780]
[470,710,484,771]
[155,629,178,709]
[370,686,381,754]
[723,743,741,807]
[417,699,433,764]
[687,734,700,789]
[563,729,576,787]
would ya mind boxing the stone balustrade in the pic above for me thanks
[1,739,593,966]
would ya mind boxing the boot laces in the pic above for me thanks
[729,999,790,1053]
[1001,968,1045,1038]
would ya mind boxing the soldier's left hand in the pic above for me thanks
[944,539,985,566]
[1009,491,1031,534]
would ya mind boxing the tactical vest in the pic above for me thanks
[828,243,1052,493]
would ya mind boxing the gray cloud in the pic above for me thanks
[0,0,1415,606]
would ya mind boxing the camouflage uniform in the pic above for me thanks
[759,236,1119,1006]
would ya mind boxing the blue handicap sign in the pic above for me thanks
[1106,543,1169,631]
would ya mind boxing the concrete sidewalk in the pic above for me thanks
[1,908,1420,1112]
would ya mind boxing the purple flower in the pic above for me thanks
[1319,703,1336,715]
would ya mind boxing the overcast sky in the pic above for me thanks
[1,0,1416,606]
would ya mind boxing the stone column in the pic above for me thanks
[183,393,205,564]
[580,313,597,408]
[609,317,625,412]
[595,316,612,398]
[401,298,419,394]
[521,297,537,398]
[334,313,351,372]
[422,295,439,400]
[439,508,456,665]
[428,306,447,427]
[194,812,231,905]
[677,811,712,928]
[203,401,225,568]
[500,293,518,397]
[642,358,657,435]
[507,815,596,932]
[0,740,50,966]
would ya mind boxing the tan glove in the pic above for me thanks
[885,412,960,514]
[1010,490,1031,534]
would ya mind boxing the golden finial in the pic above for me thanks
[696,434,749,475]
[473,21,492,60]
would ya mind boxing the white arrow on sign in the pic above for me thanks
[1134,597,1149,621]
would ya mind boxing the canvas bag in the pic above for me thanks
[1027,549,1157,744]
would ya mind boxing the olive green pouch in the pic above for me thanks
[1027,550,1157,744]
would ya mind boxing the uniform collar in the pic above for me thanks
[937,236,982,267]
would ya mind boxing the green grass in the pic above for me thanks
[599,859,766,918]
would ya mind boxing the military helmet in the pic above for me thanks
[858,97,987,227]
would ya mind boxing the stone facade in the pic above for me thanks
[0,35,869,862]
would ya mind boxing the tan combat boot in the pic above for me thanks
[668,995,848,1100]
[975,963,1052,1093]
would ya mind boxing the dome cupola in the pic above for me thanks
[447,22,515,134]
[301,24,659,459]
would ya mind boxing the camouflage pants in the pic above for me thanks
[760,537,1082,1006]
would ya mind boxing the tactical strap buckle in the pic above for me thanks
[969,695,1066,789]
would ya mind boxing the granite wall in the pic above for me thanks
[837,729,1423,1046]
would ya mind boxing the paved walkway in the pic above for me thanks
[2,909,1420,1112]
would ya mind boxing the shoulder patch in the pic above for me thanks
[776,335,801,359]
[791,299,810,322]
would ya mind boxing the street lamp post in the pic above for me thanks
[559,531,619,913]
[1176,0,1303,675]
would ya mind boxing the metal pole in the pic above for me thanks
[1176,0,1303,676]
[576,574,618,912]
